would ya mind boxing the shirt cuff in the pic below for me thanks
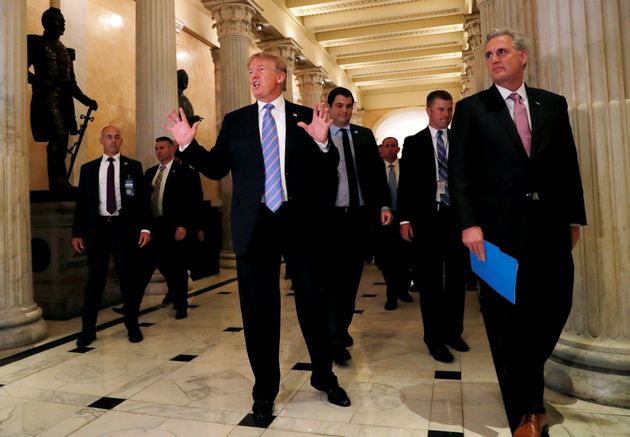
[400,221,410,225]
[179,142,191,152]
[315,140,329,152]
[141,229,151,235]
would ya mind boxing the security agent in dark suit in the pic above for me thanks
[324,87,393,365]
[137,136,202,320]
[375,137,413,311]
[449,29,586,437]
[163,52,350,423]
[398,90,469,364]
[71,126,150,346]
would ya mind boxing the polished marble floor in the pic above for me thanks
[0,265,628,436]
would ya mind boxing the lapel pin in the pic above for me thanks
[534,101,541,106]
[292,113,298,117]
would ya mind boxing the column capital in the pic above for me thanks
[464,13,481,50]
[205,1,257,39]
[294,66,327,86]
[257,38,302,69]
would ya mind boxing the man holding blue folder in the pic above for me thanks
[449,29,586,437]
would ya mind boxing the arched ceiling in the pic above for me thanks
[251,0,473,107]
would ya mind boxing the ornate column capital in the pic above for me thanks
[464,13,481,50]
[257,38,302,69]
[204,1,257,39]
[295,66,327,107]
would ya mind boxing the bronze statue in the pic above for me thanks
[177,69,202,124]
[28,7,97,193]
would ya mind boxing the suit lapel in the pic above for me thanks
[526,85,544,157]
[284,101,300,167]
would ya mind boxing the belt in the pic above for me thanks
[334,206,364,214]
[526,192,540,201]
[99,215,120,223]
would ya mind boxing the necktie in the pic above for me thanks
[341,128,359,208]
[262,103,282,212]
[106,157,116,214]
[509,92,532,156]
[151,164,166,216]
[387,163,397,210]
[436,130,450,206]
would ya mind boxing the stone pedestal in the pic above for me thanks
[534,0,630,407]
[30,201,121,320]
[0,1,46,349]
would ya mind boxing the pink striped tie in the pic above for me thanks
[509,92,531,156]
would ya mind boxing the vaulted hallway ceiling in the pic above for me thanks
[285,0,470,94]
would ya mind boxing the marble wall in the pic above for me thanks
[26,0,220,204]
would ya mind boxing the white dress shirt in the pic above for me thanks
[98,153,121,216]
[151,158,174,216]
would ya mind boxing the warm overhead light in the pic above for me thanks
[99,13,123,29]
[255,23,264,31]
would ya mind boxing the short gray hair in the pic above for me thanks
[485,28,529,52]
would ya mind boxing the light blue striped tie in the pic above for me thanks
[262,103,282,212]
[436,130,450,206]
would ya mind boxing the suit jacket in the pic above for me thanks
[449,84,586,255]
[72,155,149,240]
[145,161,202,232]
[330,124,390,214]
[398,127,443,229]
[180,100,339,257]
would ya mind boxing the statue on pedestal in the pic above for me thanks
[28,7,97,194]
[177,69,202,124]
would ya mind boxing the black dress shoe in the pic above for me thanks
[430,346,454,363]
[112,306,125,315]
[446,337,470,352]
[322,385,351,407]
[76,333,96,347]
[333,347,352,365]
[340,332,353,348]
[175,308,188,319]
[384,299,397,311]
[128,329,144,343]
[398,292,413,302]
[252,399,274,422]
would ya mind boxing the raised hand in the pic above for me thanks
[162,108,201,147]
[297,102,332,144]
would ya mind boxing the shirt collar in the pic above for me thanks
[428,125,447,139]
[496,82,528,102]
[102,153,121,162]
[331,124,351,136]
[160,158,174,171]
[257,95,285,113]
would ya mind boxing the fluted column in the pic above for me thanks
[462,13,482,97]
[534,0,630,408]
[295,67,326,107]
[0,0,46,350]
[476,0,496,90]
[136,0,178,169]
[205,1,256,268]
[257,38,301,102]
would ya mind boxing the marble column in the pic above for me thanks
[295,67,327,107]
[257,38,301,103]
[136,0,178,169]
[0,0,46,350]
[462,13,482,97]
[535,0,630,408]
[476,0,496,90]
[204,1,256,268]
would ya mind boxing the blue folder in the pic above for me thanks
[470,240,518,304]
